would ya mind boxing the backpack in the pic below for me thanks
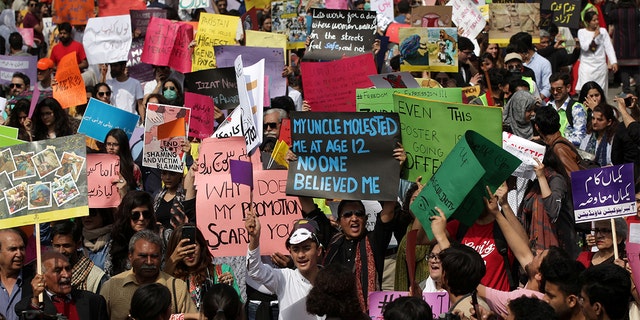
[456,221,520,291]
[551,139,601,170]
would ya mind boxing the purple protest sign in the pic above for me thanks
[184,92,215,139]
[230,159,253,188]
[368,291,449,319]
[571,163,636,223]
[0,55,37,89]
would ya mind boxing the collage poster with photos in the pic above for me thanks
[0,134,89,228]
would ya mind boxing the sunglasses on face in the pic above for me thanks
[10,83,23,89]
[264,122,278,130]
[131,210,152,221]
[97,91,111,97]
[164,86,176,91]
[341,210,366,219]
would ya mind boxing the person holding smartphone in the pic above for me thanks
[164,224,240,310]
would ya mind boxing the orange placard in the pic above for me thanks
[98,0,146,17]
[157,117,186,140]
[53,53,87,109]
[53,0,95,25]
[385,23,411,44]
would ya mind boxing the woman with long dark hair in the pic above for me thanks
[579,103,618,166]
[102,128,142,191]
[5,99,33,141]
[31,97,75,140]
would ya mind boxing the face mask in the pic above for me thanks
[364,3,370,10]
[163,89,177,101]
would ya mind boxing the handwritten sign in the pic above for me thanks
[141,17,194,74]
[83,15,132,65]
[127,38,154,82]
[305,9,377,61]
[214,46,286,98]
[0,135,88,228]
[286,112,401,201]
[0,55,37,89]
[301,54,377,112]
[143,103,190,173]
[193,13,240,71]
[446,0,485,39]
[356,88,462,113]
[180,0,210,9]
[234,56,264,152]
[53,52,86,109]
[195,137,302,255]
[370,0,394,30]
[184,92,215,139]
[271,0,310,49]
[502,132,546,180]
[184,67,239,110]
[53,0,95,25]
[488,3,540,45]
[572,164,636,223]
[542,0,580,28]
[368,291,450,319]
[86,154,120,208]
[411,130,521,239]
[78,98,140,143]
[98,0,146,17]
[130,9,166,37]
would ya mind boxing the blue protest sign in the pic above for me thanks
[77,98,140,143]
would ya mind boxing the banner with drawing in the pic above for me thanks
[143,103,191,173]
[398,27,458,72]
[195,137,301,256]
[0,135,88,228]
[410,130,521,240]
[572,164,636,223]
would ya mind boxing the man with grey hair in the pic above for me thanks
[263,108,288,140]
[0,228,31,320]
[99,230,196,320]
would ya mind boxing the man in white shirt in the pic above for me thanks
[106,61,144,118]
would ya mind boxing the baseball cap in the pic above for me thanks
[504,53,522,63]
[37,58,54,70]
[286,219,319,246]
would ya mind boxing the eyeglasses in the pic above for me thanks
[164,86,176,91]
[264,122,278,130]
[131,210,152,221]
[592,227,612,235]
[97,91,111,97]
[427,253,440,261]
[106,142,119,148]
[10,83,23,89]
[341,210,366,219]
[550,87,566,93]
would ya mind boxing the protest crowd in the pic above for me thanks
[0,0,639,319]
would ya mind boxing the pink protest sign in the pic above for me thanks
[325,0,347,9]
[184,92,215,139]
[301,54,377,112]
[169,23,194,73]
[17,28,34,47]
[368,291,450,319]
[141,17,178,67]
[86,154,121,208]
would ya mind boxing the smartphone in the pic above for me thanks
[618,92,634,107]
[182,226,196,245]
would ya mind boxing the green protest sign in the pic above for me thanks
[411,130,521,240]
[392,93,502,181]
[356,88,462,113]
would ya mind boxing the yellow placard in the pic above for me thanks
[193,13,240,71]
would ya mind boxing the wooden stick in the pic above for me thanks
[35,223,43,303]
[612,218,619,260]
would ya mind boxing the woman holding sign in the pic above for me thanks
[577,218,627,268]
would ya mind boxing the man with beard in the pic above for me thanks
[50,22,88,71]
[106,60,144,118]
[99,230,196,320]
[15,252,108,320]
[0,228,31,320]
[51,220,108,293]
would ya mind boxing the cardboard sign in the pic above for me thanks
[98,0,146,17]
[502,132,546,180]
[301,54,377,112]
[78,98,140,143]
[410,130,521,239]
[542,0,581,29]
[0,55,37,89]
[245,31,287,63]
[83,15,132,65]
[488,3,540,45]
[180,0,210,9]
[130,9,166,38]
[305,9,377,61]
[325,0,347,9]
[17,28,34,47]
[183,67,239,110]
[192,13,240,71]
[143,103,191,173]
[53,0,95,25]
[0,135,88,228]
[356,87,462,113]
[392,94,503,182]
[86,154,121,208]
[141,17,194,74]
[214,46,286,98]
[368,72,421,89]
[628,228,640,298]
[53,52,86,109]
[410,6,453,27]
[184,92,216,139]
[368,291,450,319]
[571,164,636,223]
[446,0,486,39]
[271,0,310,49]
[385,23,411,44]
[127,38,155,82]
[286,112,401,201]
[234,56,264,152]
[370,0,394,30]
[398,27,458,72]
